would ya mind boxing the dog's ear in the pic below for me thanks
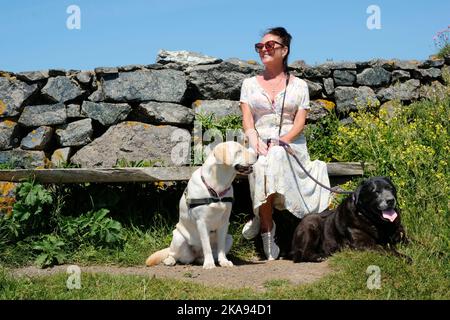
[213,143,232,166]
[353,179,366,205]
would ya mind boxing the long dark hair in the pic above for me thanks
[264,27,292,73]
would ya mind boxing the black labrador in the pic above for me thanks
[291,177,410,263]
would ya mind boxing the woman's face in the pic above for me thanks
[257,33,287,68]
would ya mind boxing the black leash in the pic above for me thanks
[274,139,354,195]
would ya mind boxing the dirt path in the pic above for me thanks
[10,259,332,291]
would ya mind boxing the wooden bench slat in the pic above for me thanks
[0,163,366,184]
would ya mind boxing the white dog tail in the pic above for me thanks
[145,248,170,266]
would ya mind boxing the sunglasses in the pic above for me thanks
[254,40,284,53]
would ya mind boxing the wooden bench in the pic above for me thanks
[0,162,366,184]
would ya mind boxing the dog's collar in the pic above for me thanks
[200,168,232,199]
[183,169,233,210]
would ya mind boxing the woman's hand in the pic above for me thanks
[245,128,268,156]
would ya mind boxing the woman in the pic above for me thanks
[239,27,331,260]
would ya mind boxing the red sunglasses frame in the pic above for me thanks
[254,40,285,53]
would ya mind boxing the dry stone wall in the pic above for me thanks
[0,50,449,168]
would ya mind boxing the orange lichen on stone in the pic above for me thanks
[193,100,202,108]
[246,60,258,65]
[0,100,7,115]
[2,119,16,128]
[0,182,17,217]
[316,99,336,112]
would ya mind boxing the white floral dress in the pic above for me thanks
[240,76,331,219]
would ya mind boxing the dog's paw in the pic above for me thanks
[202,260,216,269]
[163,256,176,266]
[219,259,233,267]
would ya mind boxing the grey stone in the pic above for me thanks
[19,103,67,127]
[16,70,50,82]
[192,100,241,119]
[70,122,191,167]
[76,71,93,84]
[81,101,131,126]
[99,69,187,103]
[304,80,323,98]
[118,65,146,72]
[355,61,371,69]
[379,101,403,121]
[356,67,391,86]
[411,68,442,80]
[419,59,445,68]
[391,70,411,83]
[369,59,396,71]
[51,147,72,167]
[0,149,47,168]
[302,65,332,78]
[308,100,334,121]
[394,60,420,70]
[188,59,262,100]
[48,69,66,76]
[88,89,104,102]
[319,61,357,70]
[323,78,335,95]
[56,118,93,147]
[0,77,38,117]
[20,126,54,150]
[288,60,307,70]
[157,50,222,67]
[94,67,119,76]
[137,101,194,124]
[376,79,421,102]
[0,120,21,150]
[41,76,84,103]
[335,86,379,113]
[67,104,85,118]
[334,70,357,86]
[419,81,449,101]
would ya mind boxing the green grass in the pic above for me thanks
[1,246,448,299]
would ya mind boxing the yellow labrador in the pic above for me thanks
[146,141,257,269]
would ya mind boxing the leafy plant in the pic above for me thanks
[114,158,163,168]
[59,208,125,247]
[32,234,66,268]
[196,113,243,138]
[305,110,341,162]
[11,180,54,238]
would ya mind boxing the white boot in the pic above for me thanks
[242,214,260,240]
[261,222,279,260]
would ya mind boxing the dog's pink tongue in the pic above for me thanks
[382,209,398,222]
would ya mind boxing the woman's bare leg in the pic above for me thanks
[259,194,275,233]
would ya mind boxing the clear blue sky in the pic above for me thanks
[1,0,449,72]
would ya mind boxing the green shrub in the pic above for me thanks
[59,208,125,248]
[305,110,341,162]
[32,234,67,268]
[333,97,450,255]
[10,180,54,238]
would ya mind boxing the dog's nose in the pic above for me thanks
[387,198,396,208]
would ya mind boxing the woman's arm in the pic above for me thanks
[279,108,308,144]
[240,102,268,155]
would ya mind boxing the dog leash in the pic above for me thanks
[278,140,354,195]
